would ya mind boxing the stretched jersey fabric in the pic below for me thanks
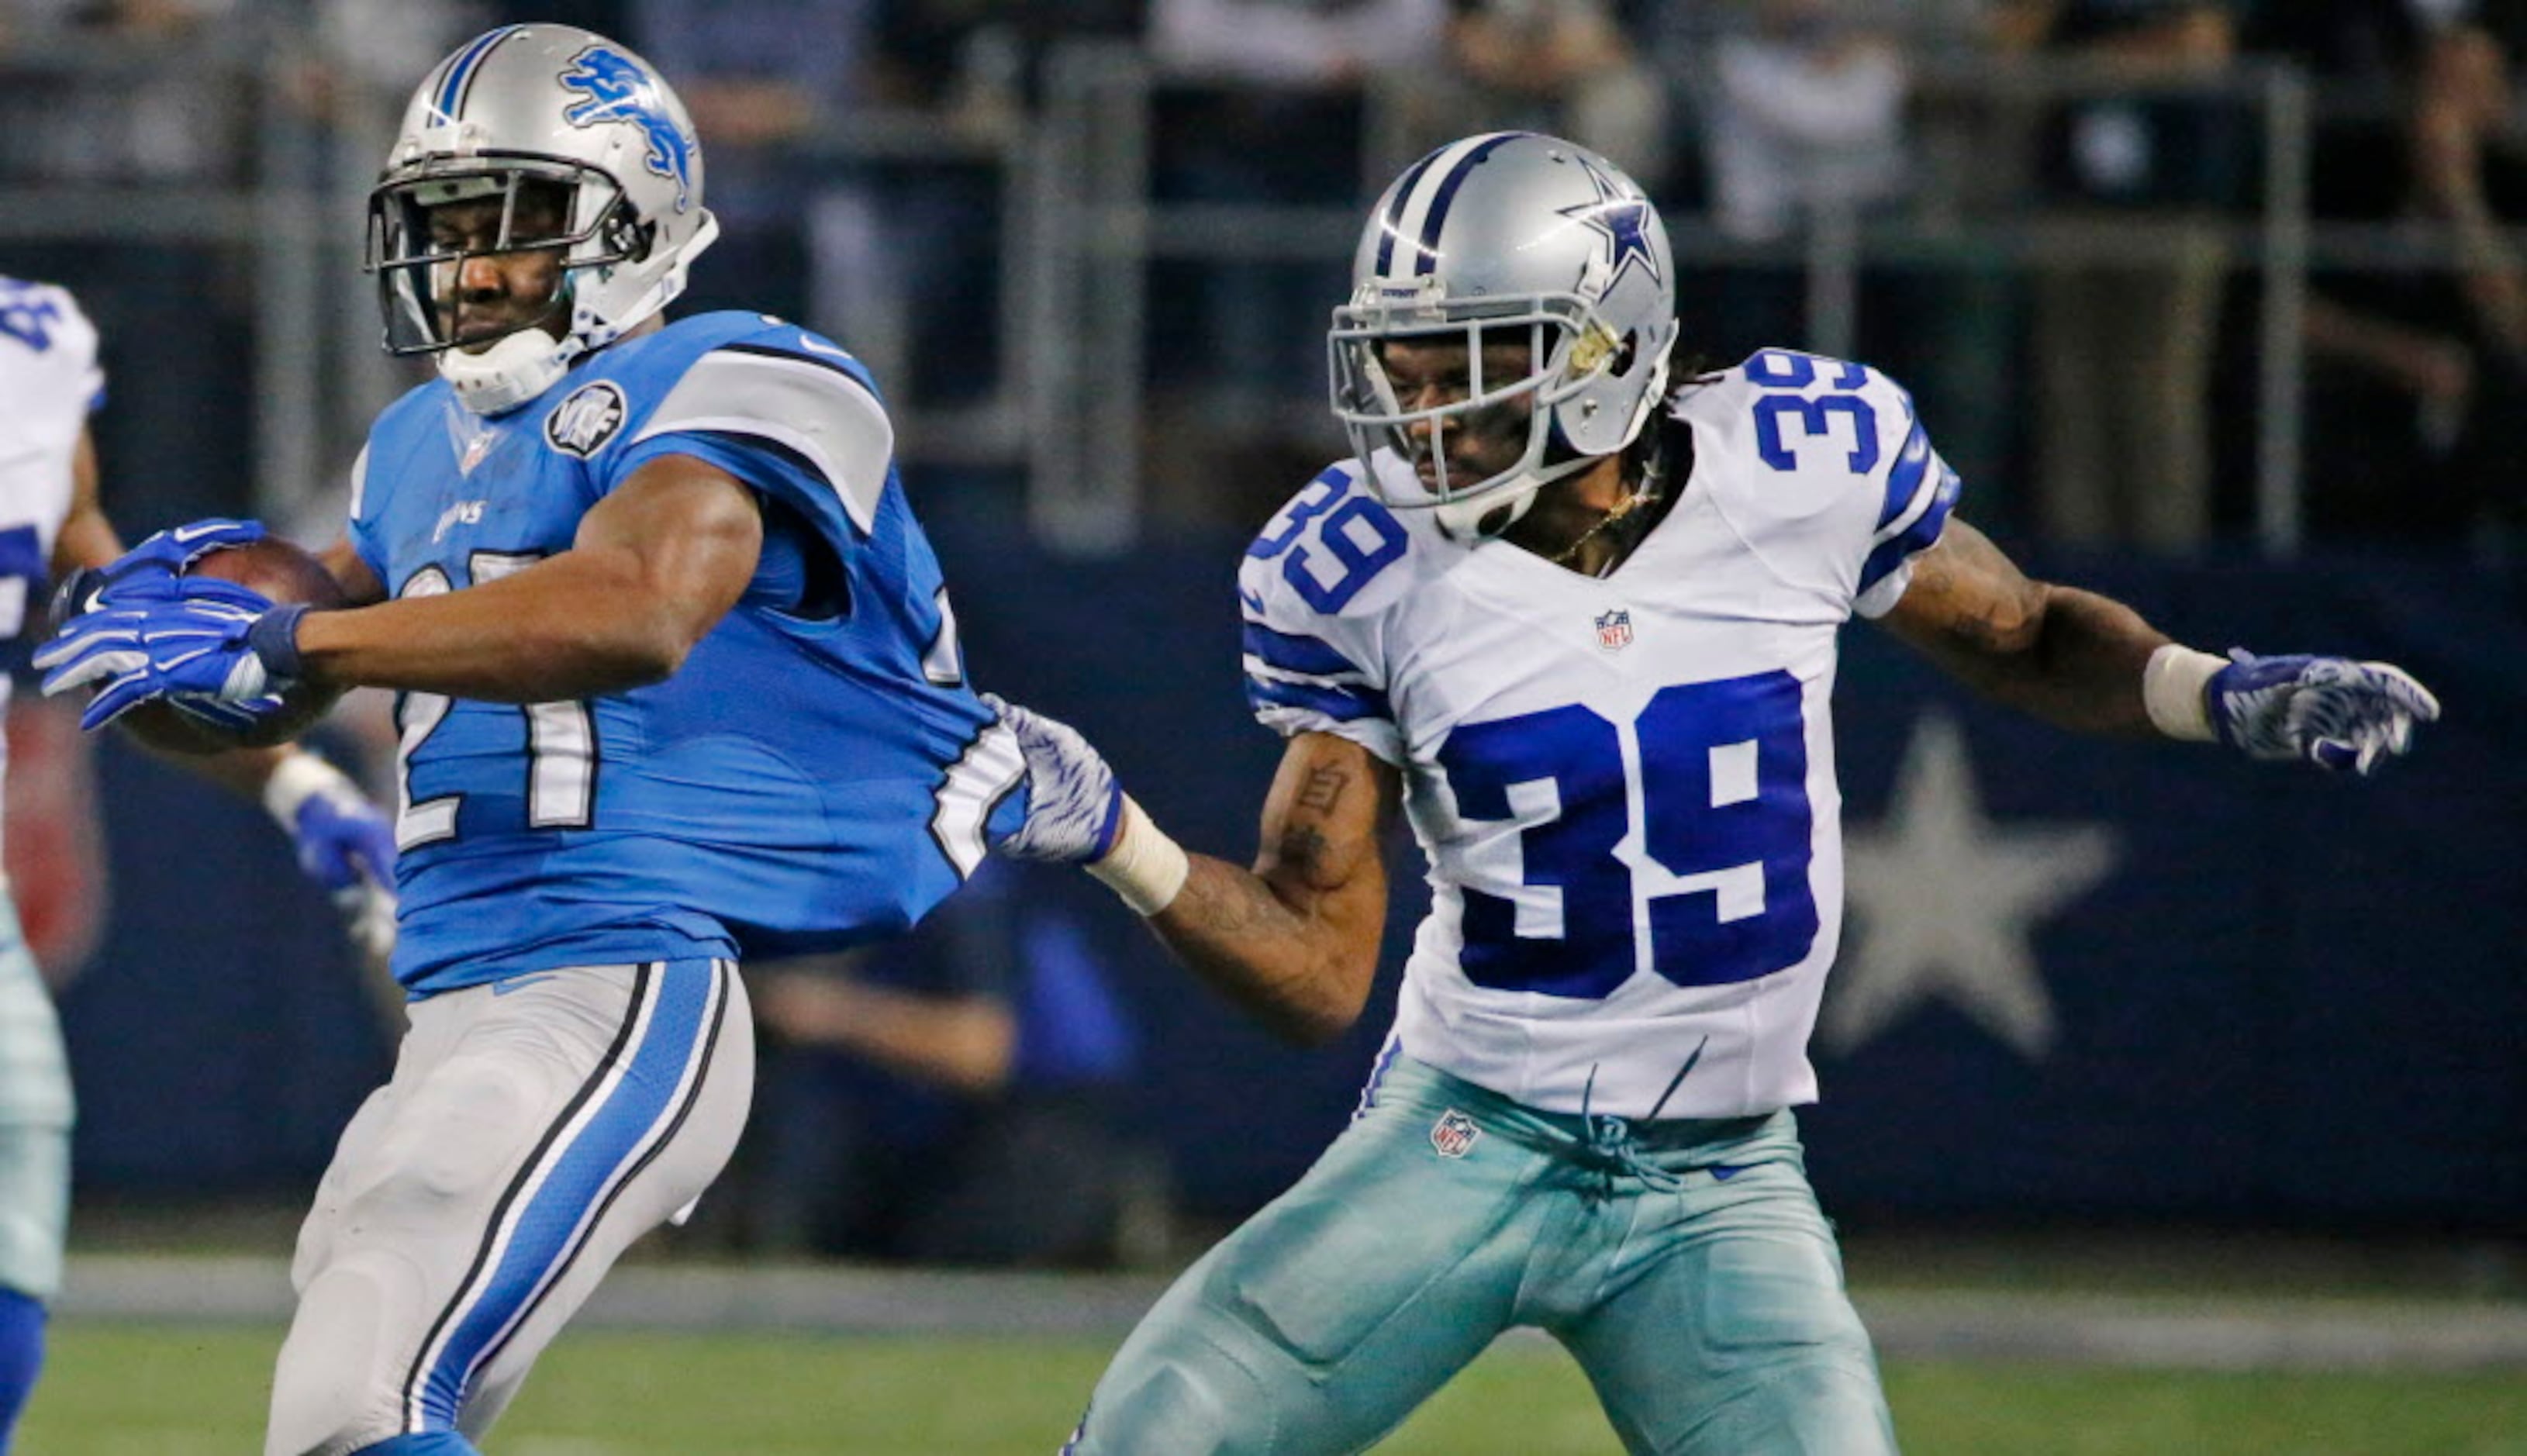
[0,277,105,871]
[1238,350,1958,1120]
[347,311,1024,996]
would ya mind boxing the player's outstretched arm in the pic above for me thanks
[1879,517,2439,774]
[991,698,1396,1046]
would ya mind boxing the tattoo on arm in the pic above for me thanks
[1296,765,1348,814]
[1276,824,1331,878]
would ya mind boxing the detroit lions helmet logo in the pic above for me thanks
[558,46,696,214]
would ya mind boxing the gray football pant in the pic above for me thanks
[266,959,751,1456]
[0,897,70,1304]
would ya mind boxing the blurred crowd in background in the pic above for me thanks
[8,1,2527,555]
[5,0,2525,1270]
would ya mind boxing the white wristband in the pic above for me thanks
[2142,644,2225,742]
[1086,795,1190,916]
[262,749,356,831]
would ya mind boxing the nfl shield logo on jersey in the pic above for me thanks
[1429,1109,1481,1159]
[1595,608,1635,652]
[546,381,629,457]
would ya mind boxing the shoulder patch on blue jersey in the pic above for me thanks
[546,379,629,457]
[632,343,892,535]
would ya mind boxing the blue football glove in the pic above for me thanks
[33,578,306,733]
[2208,650,2440,776]
[47,517,264,623]
[983,692,1126,864]
[269,753,399,961]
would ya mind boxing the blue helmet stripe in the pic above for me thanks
[1414,133,1526,277]
[1374,146,1448,278]
[433,25,523,125]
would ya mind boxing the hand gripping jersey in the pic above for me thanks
[347,312,1024,995]
[0,277,105,867]
[1240,351,1958,1119]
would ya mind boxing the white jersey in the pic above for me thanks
[1238,350,1958,1120]
[0,277,105,871]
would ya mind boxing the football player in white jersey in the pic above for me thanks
[0,273,395,1450]
[993,131,2440,1454]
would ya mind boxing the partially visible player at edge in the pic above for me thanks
[0,274,395,1452]
[36,25,1027,1456]
[993,131,2441,1454]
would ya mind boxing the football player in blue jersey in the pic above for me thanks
[35,25,1028,1456]
[0,273,396,1453]
[990,132,2443,1454]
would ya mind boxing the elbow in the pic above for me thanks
[1270,954,1377,1048]
[591,609,708,689]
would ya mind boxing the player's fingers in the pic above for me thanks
[175,695,265,732]
[2310,737,2359,772]
[39,643,146,697]
[126,518,264,573]
[79,672,157,731]
[31,614,136,671]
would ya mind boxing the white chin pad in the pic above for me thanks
[439,327,572,415]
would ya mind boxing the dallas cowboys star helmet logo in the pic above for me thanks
[1558,154,1661,291]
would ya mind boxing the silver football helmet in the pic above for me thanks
[1330,132,1678,537]
[368,24,718,414]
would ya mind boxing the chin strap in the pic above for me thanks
[438,328,578,416]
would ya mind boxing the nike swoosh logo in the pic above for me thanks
[797,336,855,361]
[493,973,560,995]
[173,523,236,542]
[1708,1164,1750,1181]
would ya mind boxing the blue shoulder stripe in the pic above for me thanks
[1876,423,1933,530]
[1242,622,1363,678]
[1859,461,1961,596]
[1245,672,1391,725]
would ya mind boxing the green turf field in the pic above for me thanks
[22,1322,2527,1454]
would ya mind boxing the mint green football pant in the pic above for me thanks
[1063,1056,1896,1455]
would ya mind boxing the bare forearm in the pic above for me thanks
[1147,850,1383,1046]
[1885,522,2171,737]
[1931,584,2169,735]
[796,982,1016,1094]
[294,550,699,701]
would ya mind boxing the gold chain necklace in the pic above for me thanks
[1548,482,1656,572]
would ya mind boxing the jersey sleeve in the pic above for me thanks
[613,323,895,558]
[1236,462,1407,766]
[1690,351,1962,619]
[1848,380,1963,618]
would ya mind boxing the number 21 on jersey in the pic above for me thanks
[392,554,595,850]
[1438,671,1818,999]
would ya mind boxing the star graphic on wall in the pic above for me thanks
[1558,154,1661,289]
[1823,712,2119,1061]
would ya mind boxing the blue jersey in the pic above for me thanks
[347,312,1026,995]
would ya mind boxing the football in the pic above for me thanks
[111,537,350,756]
